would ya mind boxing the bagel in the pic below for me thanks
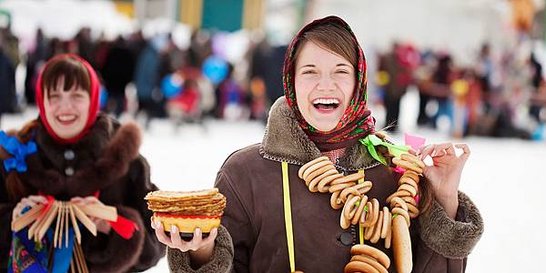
[350,244,391,269]
[392,215,412,273]
[298,156,328,178]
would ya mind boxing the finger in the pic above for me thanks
[455,143,471,160]
[170,226,184,249]
[445,144,455,155]
[20,198,37,208]
[27,195,48,204]
[84,196,99,204]
[417,145,435,160]
[154,221,172,246]
[431,143,453,157]
[191,228,203,249]
[202,228,218,245]
[70,197,85,204]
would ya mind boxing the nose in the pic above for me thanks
[317,75,336,91]
[57,95,76,110]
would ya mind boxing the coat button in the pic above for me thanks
[64,150,75,160]
[338,231,353,246]
[65,167,74,176]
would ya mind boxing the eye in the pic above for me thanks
[72,91,88,99]
[48,92,60,100]
[301,70,317,75]
[335,69,350,74]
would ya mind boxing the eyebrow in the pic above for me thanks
[298,63,353,69]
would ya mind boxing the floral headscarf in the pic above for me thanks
[283,16,375,151]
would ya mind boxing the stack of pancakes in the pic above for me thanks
[145,188,226,233]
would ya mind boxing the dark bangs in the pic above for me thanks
[42,56,91,97]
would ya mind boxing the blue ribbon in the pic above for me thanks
[51,228,75,273]
[0,131,37,172]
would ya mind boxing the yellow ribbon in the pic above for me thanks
[282,161,296,272]
[358,169,365,245]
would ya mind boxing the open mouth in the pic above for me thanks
[312,98,340,111]
[56,114,78,125]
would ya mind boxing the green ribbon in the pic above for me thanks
[359,135,410,165]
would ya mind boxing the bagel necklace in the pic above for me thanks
[283,147,425,273]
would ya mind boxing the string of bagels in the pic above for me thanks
[297,143,425,273]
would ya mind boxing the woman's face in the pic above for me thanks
[294,41,355,132]
[44,78,90,139]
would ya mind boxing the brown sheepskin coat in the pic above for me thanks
[167,97,483,273]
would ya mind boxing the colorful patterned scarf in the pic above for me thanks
[283,16,375,151]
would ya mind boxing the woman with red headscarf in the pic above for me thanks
[154,16,483,273]
[0,54,165,272]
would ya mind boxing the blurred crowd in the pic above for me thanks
[1,24,546,140]
[0,24,287,130]
[374,41,546,140]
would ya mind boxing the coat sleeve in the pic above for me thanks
[167,225,234,273]
[126,155,166,271]
[83,206,145,273]
[412,191,484,273]
[83,156,165,272]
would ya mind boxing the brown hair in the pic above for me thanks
[41,56,91,98]
[292,23,358,69]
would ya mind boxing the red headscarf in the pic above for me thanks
[283,16,375,151]
[35,54,100,144]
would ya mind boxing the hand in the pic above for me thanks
[91,217,111,234]
[152,219,217,267]
[12,195,49,221]
[70,196,103,206]
[152,220,217,252]
[71,196,111,234]
[417,143,470,217]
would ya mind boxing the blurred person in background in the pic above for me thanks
[215,63,250,121]
[152,16,483,273]
[0,24,20,68]
[379,42,418,131]
[430,53,455,129]
[134,35,169,128]
[0,33,17,128]
[415,49,436,127]
[25,28,49,105]
[0,54,165,272]
[101,36,136,117]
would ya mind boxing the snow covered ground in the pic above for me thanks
[2,107,545,273]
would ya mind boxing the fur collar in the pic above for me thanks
[261,97,378,170]
[20,114,142,197]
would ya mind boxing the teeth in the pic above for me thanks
[58,115,76,122]
[313,98,340,105]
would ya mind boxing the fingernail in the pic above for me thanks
[171,225,178,233]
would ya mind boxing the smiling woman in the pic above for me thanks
[0,54,165,272]
[157,15,483,273]
[294,41,355,132]
[39,56,93,141]
[35,55,100,144]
